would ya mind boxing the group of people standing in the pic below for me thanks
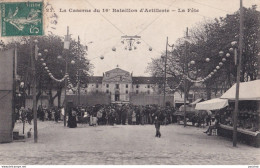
[14,106,33,124]
[15,103,217,138]
[70,104,177,126]
[37,105,62,122]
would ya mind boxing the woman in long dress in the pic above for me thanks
[68,108,77,128]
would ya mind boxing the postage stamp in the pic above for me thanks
[1,1,43,36]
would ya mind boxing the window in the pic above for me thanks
[147,84,150,88]
[136,84,139,88]
[126,84,128,88]
[147,90,150,94]
[106,89,109,94]
[158,84,161,88]
[96,90,98,93]
[136,90,139,94]
[106,84,109,88]
[116,84,119,89]
[126,90,128,94]
[96,84,99,88]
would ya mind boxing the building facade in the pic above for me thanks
[85,67,162,103]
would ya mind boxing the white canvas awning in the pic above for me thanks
[190,98,204,105]
[195,98,228,110]
[221,80,260,100]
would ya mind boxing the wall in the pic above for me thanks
[0,49,14,143]
[129,93,174,106]
[65,93,111,106]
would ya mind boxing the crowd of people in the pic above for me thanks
[14,105,62,124]
[14,103,219,138]
[15,103,215,128]
[71,104,177,126]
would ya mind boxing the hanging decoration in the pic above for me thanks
[183,49,232,83]
[121,35,142,51]
[40,56,68,83]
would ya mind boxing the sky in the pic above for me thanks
[2,0,259,76]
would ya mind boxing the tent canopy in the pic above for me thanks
[190,98,204,105]
[195,98,228,111]
[221,80,260,100]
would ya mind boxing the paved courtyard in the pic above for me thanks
[0,121,259,165]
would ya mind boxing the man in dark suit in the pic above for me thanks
[154,116,161,138]
[154,108,164,138]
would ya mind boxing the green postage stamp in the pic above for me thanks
[1,1,43,36]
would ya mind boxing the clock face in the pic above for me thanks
[106,73,110,77]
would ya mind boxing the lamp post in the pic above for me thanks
[30,38,38,143]
[183,27,190,127]
[161,37,174,107]
[57,54,75,126]
[231,40,240,147]
[227,40,240,147]
[219,41,241,147]
[222,0,243,147]
[62,26,71,127]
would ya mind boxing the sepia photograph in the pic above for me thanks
[0,0,259,166]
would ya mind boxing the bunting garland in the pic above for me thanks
[40,58,68,83]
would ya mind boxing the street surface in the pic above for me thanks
[0,121,259,165]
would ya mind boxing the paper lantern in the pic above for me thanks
[226,53,230,57]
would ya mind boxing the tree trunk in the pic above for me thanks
[49,89,59,107]
[206,83,211,100]
[48,89,54,107]
[57,86,62,108]
[36,90,42,106]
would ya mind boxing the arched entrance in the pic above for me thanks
[115,90,120,101]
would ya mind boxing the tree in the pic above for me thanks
[7,35,93,108]
[147,5,260,100]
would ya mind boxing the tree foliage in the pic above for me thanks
[147,5,260,99]
[7,35,93,107]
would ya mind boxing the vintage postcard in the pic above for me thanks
[0,0,259,166]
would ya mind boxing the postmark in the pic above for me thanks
[1,1,43,36]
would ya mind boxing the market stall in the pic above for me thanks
[195,98,228,111]
[218,80,260,147]
[174,99,207,126]
[221,80,260,100]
